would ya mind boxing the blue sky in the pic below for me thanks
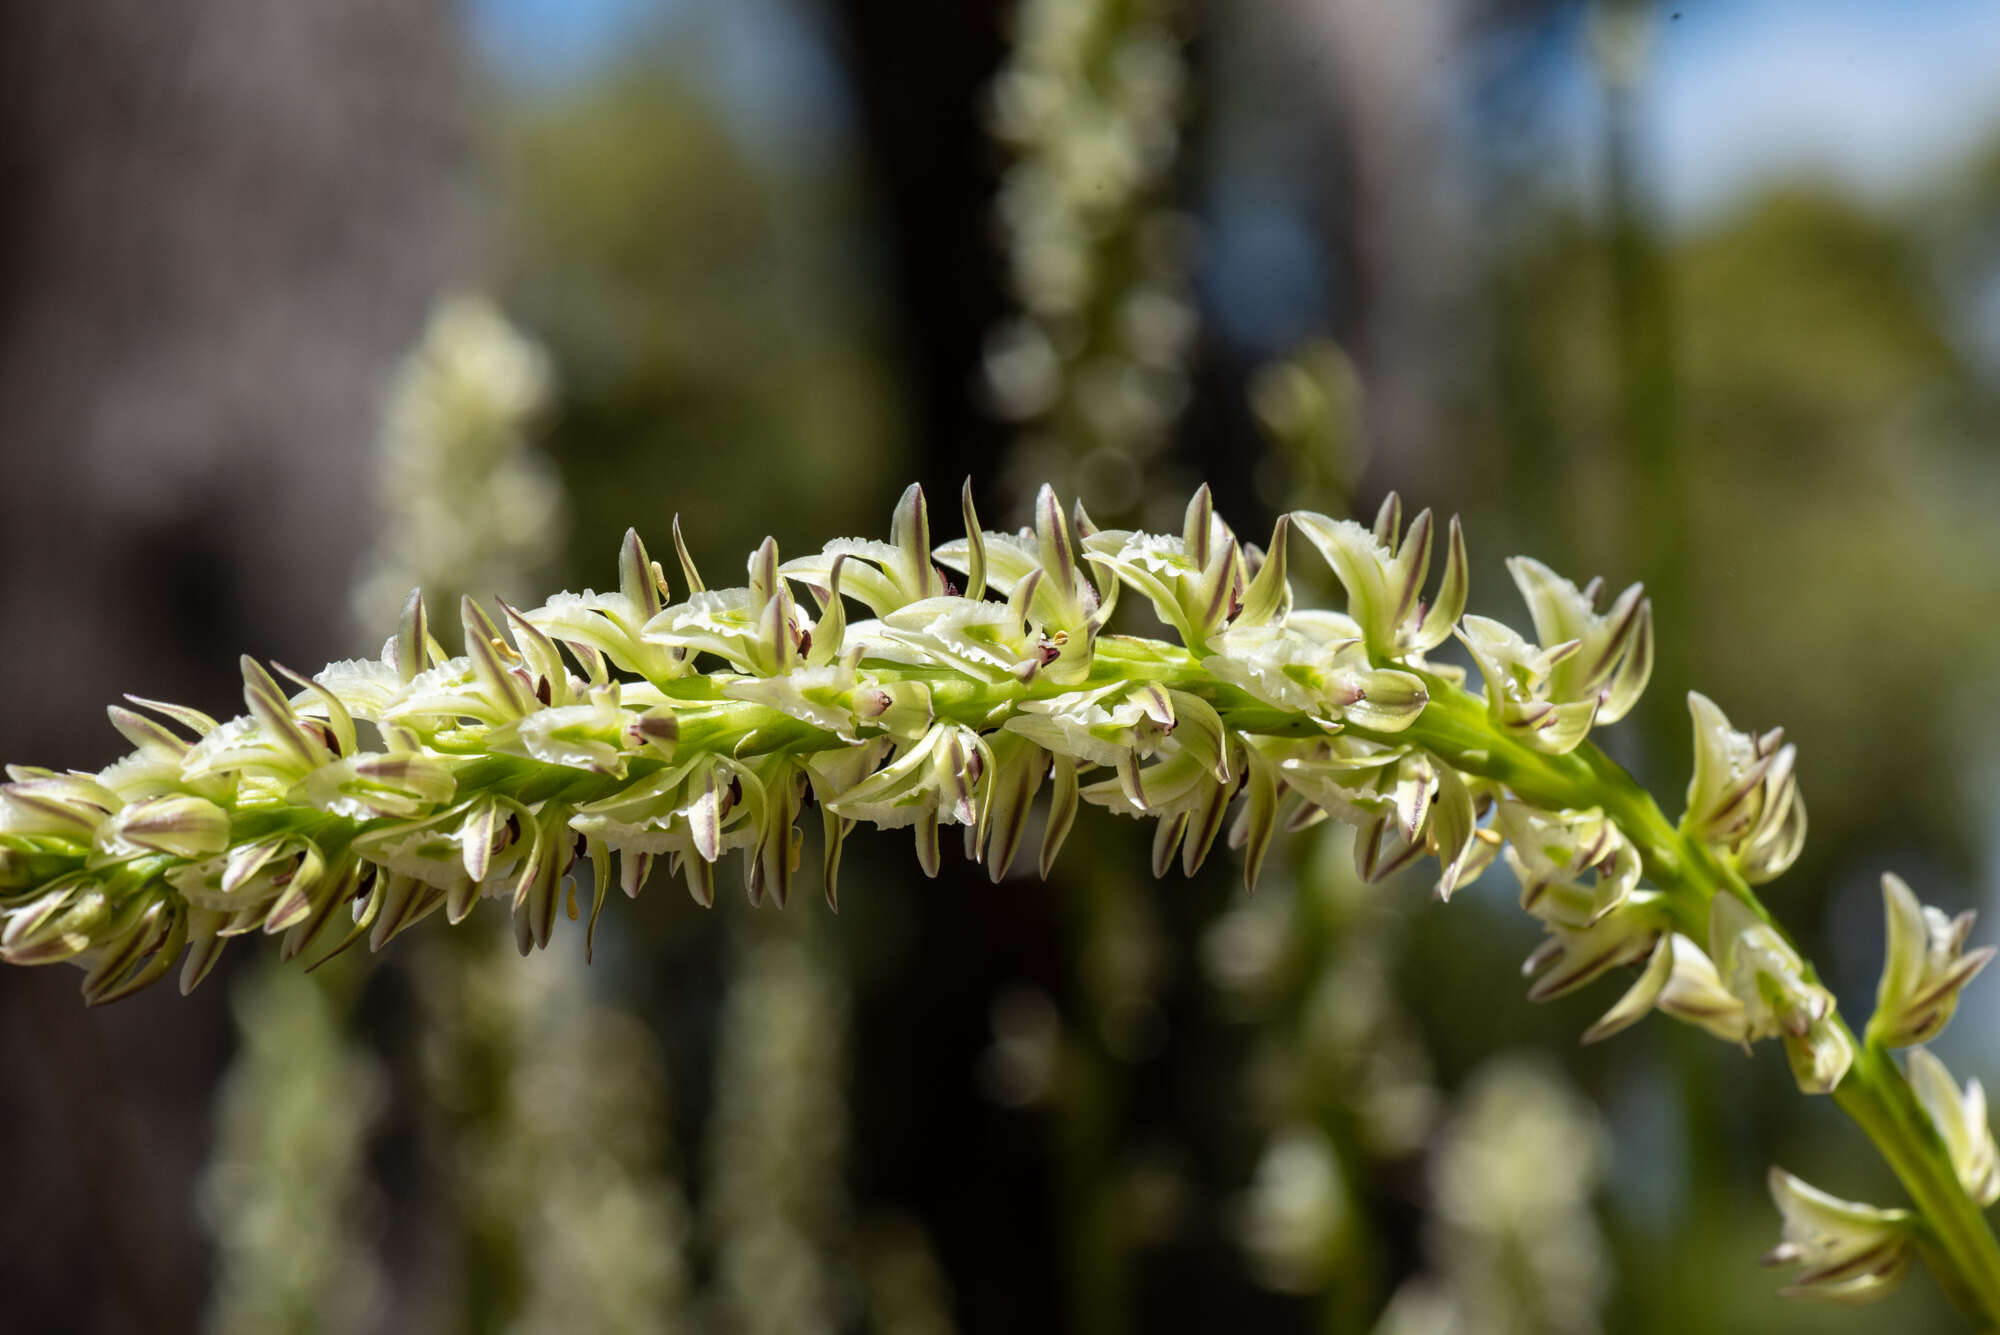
[471,0,672,87]
[470,0,2000,219]
[1646,0,2000,219]
[469,0,850,162]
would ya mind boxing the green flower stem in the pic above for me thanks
[1106,639,2000,1320]
[783,653,1998,1324]
[1839,1047,2000,1326]
[1366,679,2000,1325]
[11,492,1997,1324]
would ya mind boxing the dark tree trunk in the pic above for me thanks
[0,4,475,1330]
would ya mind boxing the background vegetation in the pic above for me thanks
[1,1,1996,1332]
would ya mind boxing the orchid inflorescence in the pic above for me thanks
[3,482,1997,1318]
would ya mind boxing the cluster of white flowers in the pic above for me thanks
[985,0,1195,515]
[1378,1058,1610,1335]
[1207,827,1441,1299]
[703,927,853,1335]
[418,940,692,1334]
[3,480,1994,1311]
[351,295,564,633]
[200,963,385,1335]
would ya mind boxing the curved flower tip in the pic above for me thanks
[1520,897,1661,1004]
[1458,556,1651,757]
[1503,557,1653,726]
[1427,765,1493,902]
[1498,802,1640,931]
[1290,493,1464,663]
[1868,872,1996,1049]
[1763,1168,1914,1304]
[1905,1048,2000,1207]
[1456,616,1600,756]
[1079,486,1249,653]
[1682,692,1806,885]
[1582,931,1747,1045]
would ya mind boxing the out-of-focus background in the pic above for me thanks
[2,0,1997,1332]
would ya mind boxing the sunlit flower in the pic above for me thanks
[1505,557,1651,722]
[1459,556,1652,755]
[1682,692,1806,885]
[1292,495,1466,663]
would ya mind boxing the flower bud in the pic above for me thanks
[0,775,116,840]
[96,794,233,860]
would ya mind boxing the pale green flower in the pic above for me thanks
[202,963,384,1335]
[1458,615,1604,755]
[648,537,810,677]
[1078,706,1239,880]
[985,0,1192,508]
[1455,553,1650,760]
[1205,614,1428,733]
[1421,1058,1610,1335]
[1263,741,1482,893]
[1497,802,1641,930]
[1869,872,1996,1048]
[1292,495,1466,662]
[525,531,689,685]
[1080,486,1258,652]
[933,484,1112,684]
[1498,556,1652,734]
[1708,893,1852,1094]
[780,482,950,616]
[1682,691,1807,885]
[704,928,851,1335]
[351,295,563,635]
[1583,931,1749,1045]
[826,722,991,878]
[1239,1126,1351,1294]
[1763,1168,1914,1303]
[1520,896,1664,1004]
[1906,1048,2000,1207]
